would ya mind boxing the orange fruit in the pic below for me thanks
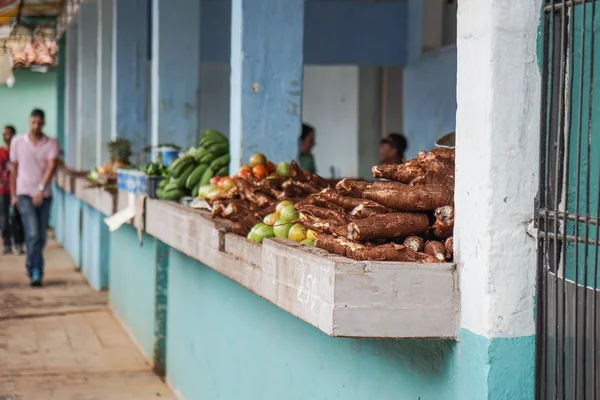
[252,165,268,180]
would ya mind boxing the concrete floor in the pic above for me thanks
[0,238,175,399]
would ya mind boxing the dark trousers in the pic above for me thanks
[0,193,24,248]
[17,195,51,276]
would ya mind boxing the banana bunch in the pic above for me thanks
[156,130,230,201]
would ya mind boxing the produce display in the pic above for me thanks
[156,130,230,201]
[208,155,331,238]
[297,148,455,263]
[88,138,133,184]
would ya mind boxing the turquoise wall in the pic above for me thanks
[81,205,110,291]
[108,225,157,360]
[166,249,456,400]
[0,69,57,137]
[63,194,81,267]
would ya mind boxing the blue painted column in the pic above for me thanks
[112,0,150,164]
[229,0,304,171]
[76,1,98,171]
[151,0,201,148]
[97,0,114,166]
[64,15,78,168]
[56,36,66,153]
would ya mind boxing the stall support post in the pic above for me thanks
[64,15,78,168]
[76,0,99,171]
[56,36,66,153]
[97,0,114,165]
[153,240,170,377]
[150,0,201,149]
[454,0,541,398]
[229,0,304,172]
[112,0,150,165]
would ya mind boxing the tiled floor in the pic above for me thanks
[0,238,175,399]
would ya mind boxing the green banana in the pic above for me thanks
[161,189,185,201]
[210,154,230,170]
[199,153,216,165]
[176,164,197,189]
[216,166,229,177]
[199,167,215,186]
[207,142,229,157]
[191,182,201,198]
[201,129,228,143]
[186,164,209,189]
[169,155,194,177]
[171,158,195,178]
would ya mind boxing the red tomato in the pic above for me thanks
[210,176,222,185]
[252,165,268,180]
[238,169,250,180]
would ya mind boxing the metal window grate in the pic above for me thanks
[536,0,600,399]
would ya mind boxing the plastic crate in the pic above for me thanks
[116,169,146,195]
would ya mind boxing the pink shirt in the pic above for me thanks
[10,134,59,198]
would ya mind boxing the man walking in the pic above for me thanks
[0,125,24,255]
[10,109,59,286]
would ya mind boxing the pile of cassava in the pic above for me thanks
[297,148,455,263]
[209,161,333,236]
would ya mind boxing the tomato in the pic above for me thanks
[249,153,267,167]
[266,161,277,173]
[238,169,250,180]
[252,165,268,180]
[219,177,235,191]
[210,176,222,185]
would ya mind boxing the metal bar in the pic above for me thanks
[540,209,600,226]
[562,2,576,397]
[545,0,595,13]
[583,0,596,395]
[556,1,569,396]
[545,232,600,248]
[536,5,551,398]
[583,1,600,399]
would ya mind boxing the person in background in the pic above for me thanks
[10,109,59,287]
[298,123,317,173]
[379,133,408,165]
[0,125,24,255]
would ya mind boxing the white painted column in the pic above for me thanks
[97,0,113,166]
[64,15,78,168]
[76,0,98,170]
[456,0,541,339]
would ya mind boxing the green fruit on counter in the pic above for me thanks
[199,167,216,186]
[301,239,315,246]
[160,189,185,201]
[210,154,230,170]
[158,179,169,189]
[171,156,195,178]
[288,223,307,242]
[156,188,165,198]
[163,179,179,192]
[176,164,196,189]
[186,164,209,189]
[276,200,294,214]
[198,184,218,200]
[201,129,228,143]
[263,212,280,227]
[216,166,229,177]
[279,205,299,221]
[274,219,294,239]
[208,142,229,157]
[247,223,275,244]
[191,182,201,198]
[199,153,216,165]
[276,162,290,178]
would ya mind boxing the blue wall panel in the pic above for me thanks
[403,45,457,158]
[166,249,456,400]
[52,184,64,243]
[81,205,110,291]
[108,225,156,360]
[63,194,81,267]
[201,0,408,66]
